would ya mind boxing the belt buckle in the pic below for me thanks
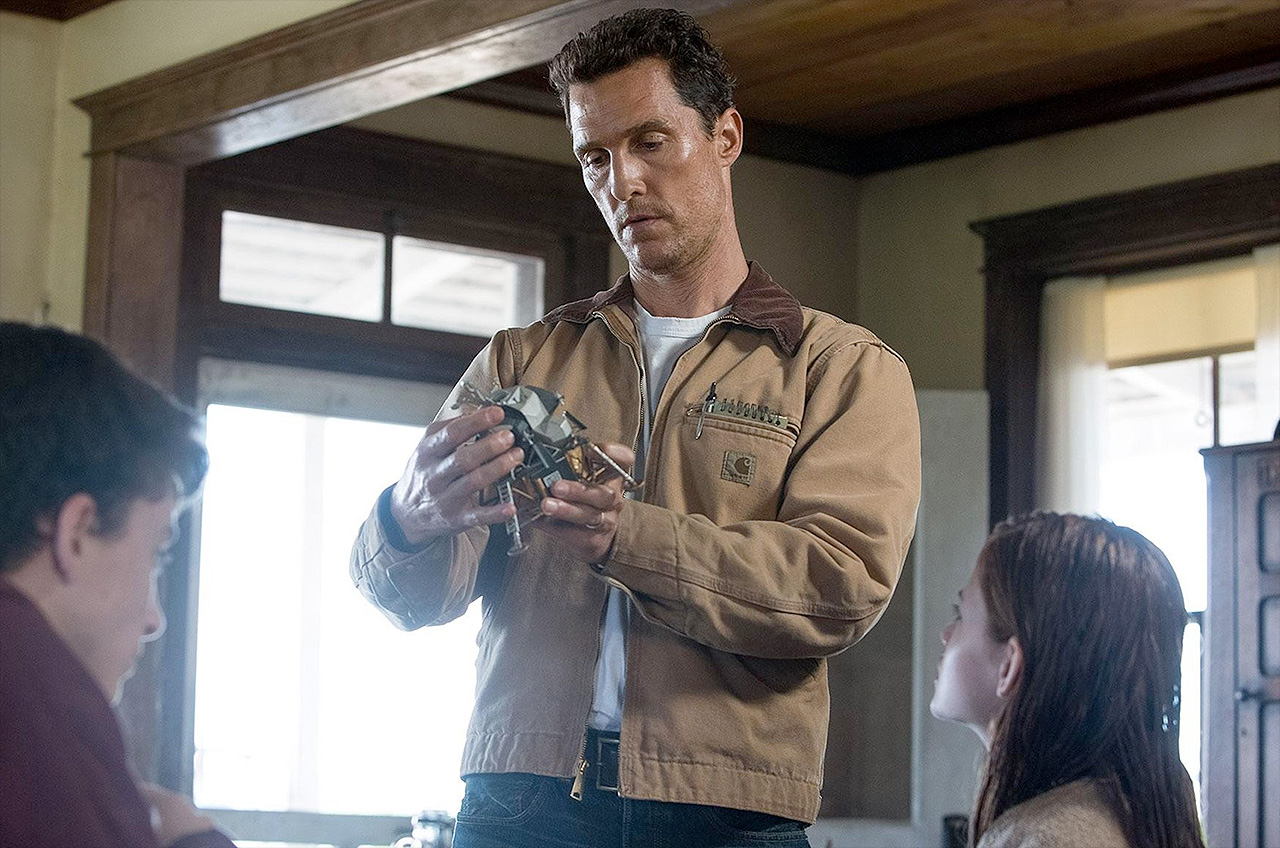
[595,734,620,793]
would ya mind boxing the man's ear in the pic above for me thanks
[51,493,100,582]
[716,107,743,166]
[996,636,1023,699]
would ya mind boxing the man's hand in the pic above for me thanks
[138,783,218,847]
[390,406,525,546]
[539,443,635,563]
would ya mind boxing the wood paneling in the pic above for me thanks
[447,0,1280,176]
[972,163,1280,525]
[705,0,1280,134]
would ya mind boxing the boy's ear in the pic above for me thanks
[51,493,99,582]
[996,636,1023,699]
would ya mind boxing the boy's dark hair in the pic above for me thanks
[547,8,736,136]
[0,322,208,571]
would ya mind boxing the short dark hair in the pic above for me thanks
[0,323,208,571]
[547,8,736,136]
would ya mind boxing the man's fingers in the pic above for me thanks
[597,442,636,470]
[459,502,517,529]
[450,445,525,501]
[420,406,505,462]
[549,479,623,510]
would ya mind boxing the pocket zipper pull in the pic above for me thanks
[695,381,718,440]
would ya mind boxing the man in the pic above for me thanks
[0,322,234,848]
[350,9,921,846]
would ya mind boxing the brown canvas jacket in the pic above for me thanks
[350,262,921,822]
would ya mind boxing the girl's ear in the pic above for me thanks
[996,636,1023,699]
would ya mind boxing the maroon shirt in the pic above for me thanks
[0,582,233,848]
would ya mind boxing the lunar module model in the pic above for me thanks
[454,382,641,554]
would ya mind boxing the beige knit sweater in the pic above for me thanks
[977,779,1131,848]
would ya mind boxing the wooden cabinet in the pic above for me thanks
[1203,439,1280,848]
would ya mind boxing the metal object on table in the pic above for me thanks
[391,810,455,848]
[454,382,642,555]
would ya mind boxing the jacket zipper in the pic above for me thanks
[571,309,648,800]
[570,594,613,801]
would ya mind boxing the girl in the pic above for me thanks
[931,512,1205,848]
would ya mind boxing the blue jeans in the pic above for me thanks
[452,773,812,848]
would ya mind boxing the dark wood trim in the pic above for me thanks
[446,46,1280,177]
[0,0,117,20]
[71,0,747,166]
[971,162,1280,526]
[179,126,608,394]
[82,153,187,389]
[849,46,1280,176]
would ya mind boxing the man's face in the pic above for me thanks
[567,57,736,277]
[76,496,173,702]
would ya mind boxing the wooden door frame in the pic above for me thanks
[970,162,1280,526]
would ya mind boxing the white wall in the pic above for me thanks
[812,389,990,847]
[0,12,60,324]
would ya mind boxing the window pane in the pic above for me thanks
[220,212,384,322]
[1101,358,1212,611]
[194,404,478,817]
[1181,620,1203,807]
[1101,358,1211,806]
[1219,349,1269,446]
[391,236,543,337]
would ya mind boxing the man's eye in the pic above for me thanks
[950,603,961,621]
[582,152,606,169]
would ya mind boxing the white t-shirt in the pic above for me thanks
[588,300,730,731]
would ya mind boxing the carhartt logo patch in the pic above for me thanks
[721,451,756,486]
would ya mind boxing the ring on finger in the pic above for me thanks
[584,510,605,530]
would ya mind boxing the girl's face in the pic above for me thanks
[930,561,1012,746]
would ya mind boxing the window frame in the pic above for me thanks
[970,161,1280,527]
[155,126,611,843]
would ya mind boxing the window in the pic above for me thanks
[1100,351,1261,796]
[167,126,610,847]
[218,212,546,337]
[194,362,476,825]
[1093,253,1275,804]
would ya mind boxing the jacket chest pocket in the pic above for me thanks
[661,405,799,523]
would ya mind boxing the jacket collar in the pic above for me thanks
[541,261,803,356]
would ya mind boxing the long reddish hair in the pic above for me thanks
[971,513,1204,848]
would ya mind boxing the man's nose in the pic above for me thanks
[940,621,954,646]
[609,153,644,202]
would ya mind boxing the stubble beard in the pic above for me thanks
[620,218,718,279]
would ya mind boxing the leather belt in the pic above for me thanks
[584,728,621,794]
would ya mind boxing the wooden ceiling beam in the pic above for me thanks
[72,0,749,166]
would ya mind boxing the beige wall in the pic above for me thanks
[857,86,1280,390]
[0,13,60,324]
[0,0,356,329]
[355,98,861,316]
